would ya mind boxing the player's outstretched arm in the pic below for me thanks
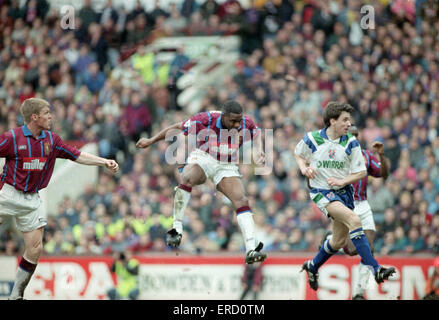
[136,122,183,149]
[75,151,119,173]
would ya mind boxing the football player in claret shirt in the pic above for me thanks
[294,101,395,291]
[0,98,119,300]
[136,100,267,264]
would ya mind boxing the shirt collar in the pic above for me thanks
[321,127,348,143]
[22,125,46,139]
[320,127,329,139]
[339,134,349,143]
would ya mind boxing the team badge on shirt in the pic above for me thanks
[328,149,336,159]
[44,142,51,156]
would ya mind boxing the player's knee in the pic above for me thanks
[330,237,347,251]
[181,170,205,186]
[181,174,198,187]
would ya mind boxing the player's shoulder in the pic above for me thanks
[305,130,326,145]
[344,133,360,148]
[346,132,358,142]
[44,130,60,142]
[192,110,220,120]
[207,110,222,119]
[242,114,259,127]
[0,129,13,139]
[3,127,25,140]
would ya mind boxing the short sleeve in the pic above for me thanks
[350,144,367,173]
[294,133,313,161]
[52,132,81,160]
[0,132,12,157]
[367,152,382,178]
[181,112,209,136]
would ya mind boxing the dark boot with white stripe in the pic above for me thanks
[245,242,267,264]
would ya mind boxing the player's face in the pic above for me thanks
[223,112,242,130]
[333,111,351,137]
[36,106,52,130]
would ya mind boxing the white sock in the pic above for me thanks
[237,211,256,252]
[355,262,371,297]
[9,257,37,299]
[172,185,191,234]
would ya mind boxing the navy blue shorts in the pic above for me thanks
[309,185,354,217]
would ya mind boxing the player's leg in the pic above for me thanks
[302,218,346,290]
[167,163,206,247]
[349,201,377,299]
[216,176,266,264]
[327,201,395,283]
[352,229,376,299]
[9,227,44,299]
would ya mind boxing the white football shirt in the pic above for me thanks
[295,127,366,190]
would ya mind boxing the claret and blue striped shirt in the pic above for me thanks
[0,125,81,193]
[352,149,382,201]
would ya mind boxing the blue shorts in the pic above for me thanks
[309,185,354,217]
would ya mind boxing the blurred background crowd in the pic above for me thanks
[0,0,438,258]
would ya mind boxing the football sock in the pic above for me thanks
[236,206,256,252]
[309,239,338,273]
[354,262,371,297]
[9,257,37,299]
[350,228,379,274]
[172,184,192,234]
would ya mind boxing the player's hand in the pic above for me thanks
[302,166,317,179]
[372,141,384,155]
[327,177,344,188]
[136,138,154,149]
[105,159,119,173]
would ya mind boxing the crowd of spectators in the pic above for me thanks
[1,0,439,258]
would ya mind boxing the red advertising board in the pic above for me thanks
[19,255,436,300]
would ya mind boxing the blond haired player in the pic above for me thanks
[0,98,119,299]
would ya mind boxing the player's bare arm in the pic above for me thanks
[249,134,265,166]
[75,151,119,173]
[327,170,366,188]
[136,121,183,148]
[372,141,390,180]
[295,154,317,179]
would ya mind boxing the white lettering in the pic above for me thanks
[217,305,264,314]
[26,262,54,299]
[23,159,46,170]
[53,263,86,300]
[360,5,375,29]
[60,5,75,30]
[318,265,350,300]
[83,262,115,300]
[401,266,426,300]
[366,267,400,300]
